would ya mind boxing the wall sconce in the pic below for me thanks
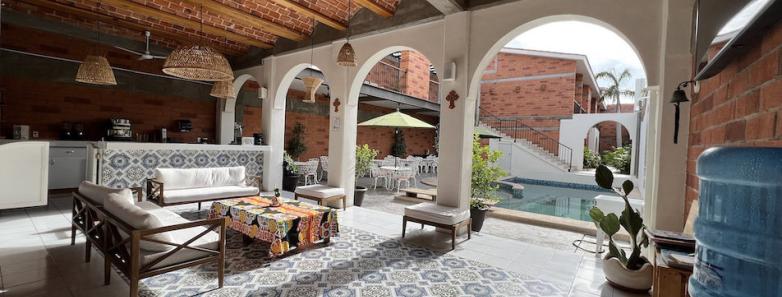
[671,80,695,144]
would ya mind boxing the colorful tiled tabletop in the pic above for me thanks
[208,196,339,256]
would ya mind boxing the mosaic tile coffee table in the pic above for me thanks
[208,196,339,256]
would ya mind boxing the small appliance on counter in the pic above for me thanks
[107,118,133,141]
[59,122,86,140]
[13,125,30,140]
[177,120,192,132]
[253,133,264,145]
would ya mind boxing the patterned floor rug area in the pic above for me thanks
[138,225,569,297]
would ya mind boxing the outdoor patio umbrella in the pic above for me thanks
[358,110,435,167]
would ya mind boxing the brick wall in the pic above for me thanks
[685,20,782,216]
[0,24,216,143]
[400,51,432,100]
[240,89,437,161]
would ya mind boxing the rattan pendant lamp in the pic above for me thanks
[336,0,357,67]
[302,20,323,103]
[75,4,117,86]
[163,1,233,81]
[210,80,233,98]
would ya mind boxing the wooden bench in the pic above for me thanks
[402,202,471,250]
[400,188,437,201]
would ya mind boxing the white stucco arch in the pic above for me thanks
[467,13,652,101]
[559,113,637,171]
[274,63,334,111]
[348,46,443,106]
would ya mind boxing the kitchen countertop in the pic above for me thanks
[0,140,271,151]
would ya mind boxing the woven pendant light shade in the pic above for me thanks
[76,55,117,85]
[337,42,357,67]
[163,45,234,81]
[301,76,323,103]
[210,80,233,98]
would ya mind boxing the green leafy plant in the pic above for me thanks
[391,129,407,157]
[589,165,648,270]
[286,122,307,160]
[583,147,602,169]
[602,145,632,174]
[283,151,298,174]
[470,134,506,210]
[355,144,378,179]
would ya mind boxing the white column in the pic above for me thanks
[646,0,692,231]
[436,12,474,209]
[326,61,356,206]
[261,57,284,191]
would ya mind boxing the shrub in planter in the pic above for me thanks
[282,152,299,192]
[286,122,307,160]
[583,147,602,169]
[602,145,632,174]
[589,165,652,291]
[470,133,505,232]
[353,144,378,206]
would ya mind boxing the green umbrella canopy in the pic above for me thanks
[358,111,435,128]
[475,126,502,139]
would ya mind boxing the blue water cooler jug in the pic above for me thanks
[690,147,782,297]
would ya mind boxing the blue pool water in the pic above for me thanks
[495,179,612,222]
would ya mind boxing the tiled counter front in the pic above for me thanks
[93,143,269,189]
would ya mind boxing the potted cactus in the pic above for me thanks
[589,165,652,291]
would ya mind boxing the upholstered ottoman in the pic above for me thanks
[403,202,471,250]
[294,185,347,210]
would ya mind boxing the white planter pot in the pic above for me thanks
[602,256,653,292]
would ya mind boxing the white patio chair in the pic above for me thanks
[370,165,389,190]
[299,160,319,186]
[392,168,416,193]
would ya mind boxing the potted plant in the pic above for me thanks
[589,164,652,291]
[354,144,378,206]
[282,152,299,192]
[470,134,505,232]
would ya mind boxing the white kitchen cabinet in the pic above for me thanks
[48,146,87,189]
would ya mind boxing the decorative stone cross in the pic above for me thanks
[446,90,459,109]
[333,98,341,112]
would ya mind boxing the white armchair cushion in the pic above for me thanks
[162,186,259,204]
[104,192,174,252]
[155,166,247,190]
[78,181,129,205]
[404,202,470,225]
[295,185,345,198]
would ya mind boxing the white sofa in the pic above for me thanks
[147,166,260,208]
[73,181,225,297]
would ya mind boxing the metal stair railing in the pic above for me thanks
[478,108,573,171]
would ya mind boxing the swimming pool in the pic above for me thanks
[495,178,613,222]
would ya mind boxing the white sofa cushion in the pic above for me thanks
[78,181,130,205]
[404,202,470,225]
[104,193,174,252]
[155,166,247,190]
[133,201,220,269]
[295,185,345,198]
[162,186,259,204]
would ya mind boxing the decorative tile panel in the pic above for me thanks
[99,148,264,189]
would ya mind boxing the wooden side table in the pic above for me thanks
[653,248,693,297]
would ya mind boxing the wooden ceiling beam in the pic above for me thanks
[100,0,273,49]
[15,0,243,55]
[354,0,394,17]
[181,0,306,41]
[269,0,346,31]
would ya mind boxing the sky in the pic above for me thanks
[505,21,645,104]
[503,1,766,104]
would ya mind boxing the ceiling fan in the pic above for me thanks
[114,31,166,61]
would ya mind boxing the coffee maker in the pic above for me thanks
[107,118,132,141]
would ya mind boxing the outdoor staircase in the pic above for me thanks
[477,109,574,172]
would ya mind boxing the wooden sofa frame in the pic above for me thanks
[146,175,261,209]
[70,187,143,262]
[71,191,226,297]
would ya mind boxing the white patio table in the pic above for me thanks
[380,166,412,191]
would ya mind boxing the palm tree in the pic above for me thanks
[596,69,635,147]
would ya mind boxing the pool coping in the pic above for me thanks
[487,207,632,241]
